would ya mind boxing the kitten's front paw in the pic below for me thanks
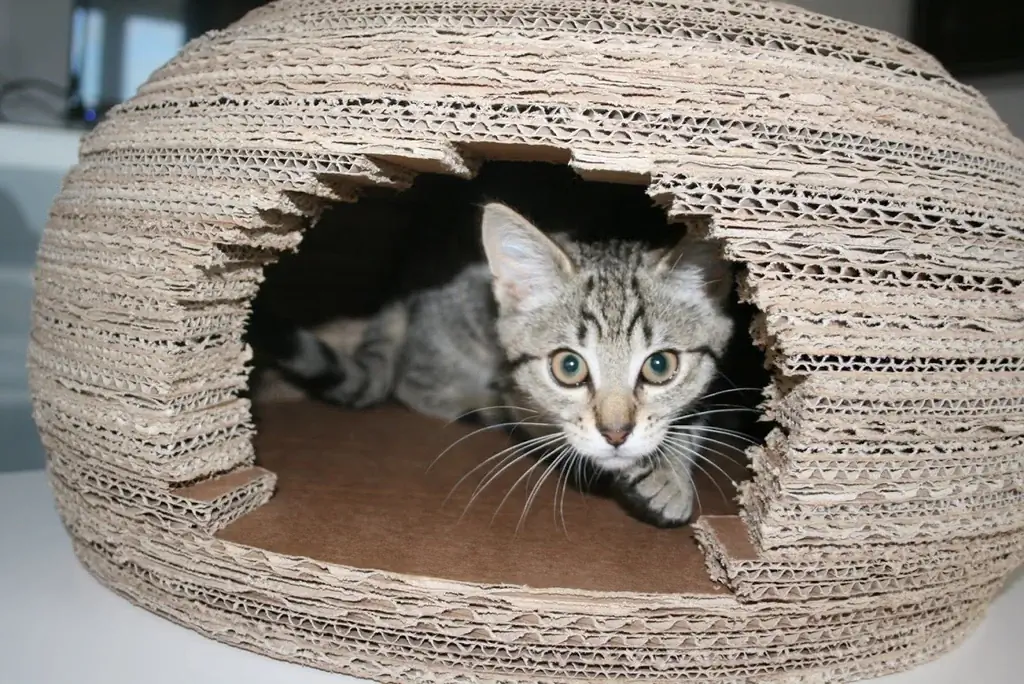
[614,461,695,528]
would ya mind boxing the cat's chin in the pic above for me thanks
[573,443,659,473]
[588,454,644,473]
[566,434,665,474]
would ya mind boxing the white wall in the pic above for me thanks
[0,0,73,89]
[0,0,73,127]
[0,0,185,124]
[0,122,82,471]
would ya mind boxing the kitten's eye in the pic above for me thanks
[550,349,590,387]
[640,350,680,385]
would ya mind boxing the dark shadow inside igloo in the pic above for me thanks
[223,161,773,594]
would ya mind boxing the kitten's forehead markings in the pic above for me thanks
[625,301,651,348]
[575,320,589,346]
[579,304,605,339]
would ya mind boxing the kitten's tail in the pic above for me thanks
[246,301,409,408]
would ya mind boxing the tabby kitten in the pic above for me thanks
[250,202,737,528]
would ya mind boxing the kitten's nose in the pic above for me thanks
[600,425,633,447]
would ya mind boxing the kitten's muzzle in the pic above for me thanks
[600,423,634,447]
[595,392,636,447]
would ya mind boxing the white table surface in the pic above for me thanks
[1,468,1021,684]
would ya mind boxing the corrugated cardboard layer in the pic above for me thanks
[27,0,1024,682]
[695,516,1024,601]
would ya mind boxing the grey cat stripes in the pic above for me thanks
[268,302,408,409]
[250,202,740,529]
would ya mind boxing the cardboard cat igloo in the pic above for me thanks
[29,0,1024,681]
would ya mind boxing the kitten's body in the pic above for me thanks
[249,166,764,528]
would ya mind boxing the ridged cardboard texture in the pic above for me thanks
[27,0,1024,682]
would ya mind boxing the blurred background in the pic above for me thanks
[1,0,1022,471]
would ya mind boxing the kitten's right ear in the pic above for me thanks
[480,202,575,312]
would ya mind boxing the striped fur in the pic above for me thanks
[249,301,408,408]
[249,202,755,528]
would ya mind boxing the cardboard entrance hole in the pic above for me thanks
[220,400,744,595]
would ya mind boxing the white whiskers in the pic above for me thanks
[453,432,564,515]
[489,442,566,525]
[426,414,553,473]
[516,446,571,534]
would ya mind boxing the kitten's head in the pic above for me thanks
[481,202,734,472]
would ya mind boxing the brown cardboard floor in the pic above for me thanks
[219,401,746,595]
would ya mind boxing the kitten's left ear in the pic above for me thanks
[653,232,733,304]
[481,202,575,312]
